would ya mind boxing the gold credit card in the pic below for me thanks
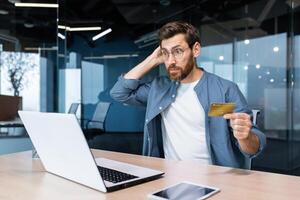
[208,103,236,117]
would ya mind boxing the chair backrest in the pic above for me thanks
[68,103,80,114]
[88,102,111,130]
[249,109,261,170]
[251,109,261,125]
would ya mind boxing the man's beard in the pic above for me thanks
[167,56,195,81]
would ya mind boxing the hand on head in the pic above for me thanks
[150,46,165,66]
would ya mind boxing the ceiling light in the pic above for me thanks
[58,25,101,31]
[286,0,300,9]
[24,46,58,51]
[255,64,261,69]
[258,75,262,79]
[84,54,138,60]
[244,39,250,45]
[160,0,171,6]
[58,33,65,40]
[273,46,279,52]
[58,25,68,29]
[8,0,20,3]
[14,3,58,8]
[270,78,274,83]
[218,56,224,61]
[244,65,248,70]
[0,9,9,15]
[24,23,34,28]
[92,28,112,41]
[67,27,101,31]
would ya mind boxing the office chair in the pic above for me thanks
[68,103,80,114]
[248,109,261,169]
[84,102,111,141]
[251,109,261,125]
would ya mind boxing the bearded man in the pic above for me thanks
[110,21,266,169]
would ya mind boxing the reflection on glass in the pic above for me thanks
[197,33,288,134]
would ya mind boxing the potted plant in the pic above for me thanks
[0,52,36,121]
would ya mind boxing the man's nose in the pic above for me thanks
[166,53,176,65]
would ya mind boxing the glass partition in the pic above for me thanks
[0,2,57,109]
[291,0,300,173]
[0,1,57,141]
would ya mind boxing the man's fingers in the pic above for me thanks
[223,113,233,119]
[233,131,249,140]
[231,124,251,132]
[230,119,252,127]
[224,113,250,120]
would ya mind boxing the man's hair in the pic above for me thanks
[158,21,200,48]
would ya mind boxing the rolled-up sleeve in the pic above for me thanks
[247,126,266,158]
[110,75,151,107]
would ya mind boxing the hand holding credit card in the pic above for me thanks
[208,103,235,117]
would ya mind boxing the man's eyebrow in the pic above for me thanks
[171,45,181,50]
[161,45,181,51]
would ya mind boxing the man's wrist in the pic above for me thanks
[237,132,259,148]
[147,55,160,68]
[237,132,259,154]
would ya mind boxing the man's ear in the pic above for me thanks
[192,42,201,57]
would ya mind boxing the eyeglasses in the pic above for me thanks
[161,47,190,61]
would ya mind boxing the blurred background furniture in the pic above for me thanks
[0,95,22,121]
[83,102,111,141]
[0,95,24,136]
[68,103,80,114]
[252,109,261,125]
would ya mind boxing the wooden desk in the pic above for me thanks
[1,150,300,200]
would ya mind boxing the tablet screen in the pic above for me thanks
[151,182,219,200]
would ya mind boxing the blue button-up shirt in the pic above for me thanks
[110,70,266,169]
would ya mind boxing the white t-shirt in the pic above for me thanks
[161,80,210,164]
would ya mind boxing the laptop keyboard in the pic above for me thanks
[97,166,138,183]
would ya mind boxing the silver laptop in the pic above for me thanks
[18,111,164,192]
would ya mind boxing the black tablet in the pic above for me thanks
[148,181,220,200]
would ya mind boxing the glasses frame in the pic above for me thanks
[160,46,191,61]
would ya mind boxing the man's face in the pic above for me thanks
[160,34,196,81]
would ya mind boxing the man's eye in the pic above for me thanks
[161,51,168,56]
[174,49,183,55]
